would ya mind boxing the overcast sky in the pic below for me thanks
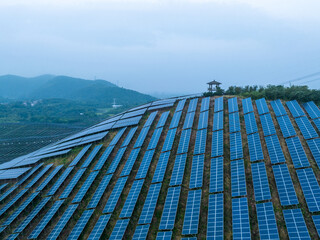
[1,0,320,96]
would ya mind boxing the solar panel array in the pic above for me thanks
[256,98,269,115]
[251,162,271,201]
[182,189,201,235]
[232,197,251,239]
[213,111,223,131]
[277,115,296,138]
[189,154,204,189]
[207,193,224,239]
[283,209,310,239]
[304,101,320,119]
[193,129,207,155]
[242,97,254,114]
[256,202,279,240]
[285,136,310,168]
[87,214,111,240]
[231,159,247,197]
[247,133,264,162]
[120,179,144,218]
[211,130,223,157]
[286,100,305,118]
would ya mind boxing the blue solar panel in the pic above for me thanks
[87,174,112,209]
[0,183,8,193]
[198,110,209,129]
[182,189,201,235]
[133,224,150,240]
[270,99,287,117]
[228,97,238,113]
[176,99,186,112]
[135,150,155,180]
[283,209,310,239]
[232,197,251,240]
[200,97,210,112]
[134,127,150,148]
[159,186,181,230]
[47,204,78,240]
[209,157,224,193]
[139,183,162,225]
[67,209,94,240]
[36,165,63,192]
[106,147,127,174]
[207,193,223,240]
[147,128,163,150]
[272,164,298,206]
[81,144,102,168]
[231,159,247,197]
[72,171,99,204]
[169,111,182,129]
[170,154,187,186]
[214,97,224,112]
[183,112,195,129]
[277,115,296,138]
[251,162,271,201]
[156,111,170,128]
[295,116,318,140]
[121,108,146,120]
[256,202,279,240]
[188,98,198,112]
[264,135,286,164]
[193,129,207,155]
[259,113,276,136]
[189,155,204,189]
[314,118,320,132]
[156,231,172,239]
[230,132,243,160]
[286,137,310,168]
[87,214,111,240]
[93,145,115,171]
[211,130,223,158]
[25,164,53,189]
[312,215,320,237]
[47,167,74,196]
[229,112,241,133]
[304,101,320,119]
[296,168,320,212]
[109,219,129,240]
[152,152,171,183]
[60,168,86,199]
[307,138,320,168]
[120,148,141,177]
[247,133,264,162]
[144,111,158,127]
[213,111,224,131]
[69,144,92,166]
[120,179,144,218]
[162,128,177,152]
[256,98,269,115]
[242,97,254,114]
[103,177,128,213]
[121,126,138,147]
[6,233,19,240]
[28,200,64,239]
[177,129,192,154]
[0,185,18,202]
[15,163,44,186]
[244,112,258,134]
[286,100,305,118]
[109,127,127,146]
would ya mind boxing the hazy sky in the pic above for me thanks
[1,0,320,96]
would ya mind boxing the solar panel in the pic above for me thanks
[198,110,209,129]
[138,183,162,224]
[209,157,224,193]
[106,147,127,174]
[264,135,286,164]
[247,133,264,162]
[15,163,43,186]
[256,98,269,115]
[286,100,305,118]
[232,197,251,240]
[229,112,241,133]
[72,171,99,204]
[182,189,201,235]
[213,111,224,131]
[176,99,186,112]
[169,111,182,129]
[144,111,158,128]
[0,185,18,202]
[272,164,298,206]
[177,129,192,154]
[200,97,210,112]
[244,112,258,135]
[242,97,254,114]
[307,138,320,168]
[93,145,115,171]
[25,164,53,189]
[251,162,271,201]
[87,214,111,240]
[270,99,287,117]
[189,154,204,189]
[109,127,127,146]
[135,150,155,180]
[296,168,320,212]
[231,159,247,197]
[147,127,163,150]
[0,167,31,180]
[193,129,207,155]
[228,97,238,113]
[103,177,128,213]
[159,186,181,230]
[59,168,86,199]
[36,165,63,192]
[156,111,170,128]
[207,193,223,240]
[121,127,138,147]
[81,144,102,168]
[69,144,92,167]
[230,132,243,160]
[170,154,187,186]
[259,113,276,136]
[120,148,141,177]
[211,130,223,158]
[156,231,172,239]
[148,103,174,111]
[132,225,150,240]
[113,116,141,128]
[183,112,195,130]
[6,233,19,240]
[87,174,112,209]
[295,116,318,140]
[109,219,129,240]
[162,128,177,152]
[314,118,320,132]
[67,209,94,240]
[214,97,224,112]
[304,101,320,119]
[276,115,296,138]
[286,137,310,168]
[256,202,279,240]
[0,183,8,193]
[28,200,64,239]
[283,209,310,239]
[47,167,74,196]
[120,179,144,218]
[121,108,147,120]
[134,127,150,148]
[312,215,320,237]
[188,98,198,112]
[152,151,171,183]
[47,204,78,240]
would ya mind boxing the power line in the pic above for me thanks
[299,77,320,85]
[281,71,320,85]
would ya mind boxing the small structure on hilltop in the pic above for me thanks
[207,80,221,93]
[112,98,122,108]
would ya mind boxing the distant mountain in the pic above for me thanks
[0,75,156,107]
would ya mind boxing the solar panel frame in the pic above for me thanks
[106,147,127,174]
[207,193,224,240]
[182,189,202,235]
[176,99,186,112]
[134,127,150,148]
[264,135,286,164]
[87,174,112,209]
[209,157,224,193]
[200,97,210,112]
[133,225,150,240]
[270,99,287,117]
[295,116,318,140]
[121,126,138,147]
[242,97,254,114]
[109,219,129,240]
[47,167,74,196]
[286,100,305,118]
[187,98,198,113]
[231,159,247,197]
[15,163,44,186]
[259,113,276,136]
[213,111,224,131]
[189,154,204,189]
[25,164,53,189]
[103,177,128,214]
[109,128,127,146]
[312,215,320,237]
[228,97,238,113]
[80,144,102,169]
[304,101,320,119]
[283,209,310,239]
[230,132,243,160]
[156,231,172,239]
[211,130,223,158]
[72,171,99,204]
[135,150,155,180]
[169,111,182,129]
[183,112,195,130]
[244,112,258,135]
[152,151,171,183]
[156,111,170,128]
[214,96,224,112]
[256,98,269,115]
[147,127,163,150]
[0,188,28,217]
[276,115,296,138]
[162,128,177,152]
[177,129,192,154]
[232,197,251,240]
[251,162,271,201]
[285,137,310,168]
[170,154,187,186]
[59,168,86,199]
[144,111,158,128]
[256,202,279,240]
[193,129,207,155]
[198,110,209,129]
[87,214,111,240]
[120,148,141,177]
[93,145,115,171]
[69,145,92,167]
[67,209,94,240]
[247,133,264,162]
[36,165,63,192]
[229,112,241,133]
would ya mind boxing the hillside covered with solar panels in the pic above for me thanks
[0,94,320,240]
